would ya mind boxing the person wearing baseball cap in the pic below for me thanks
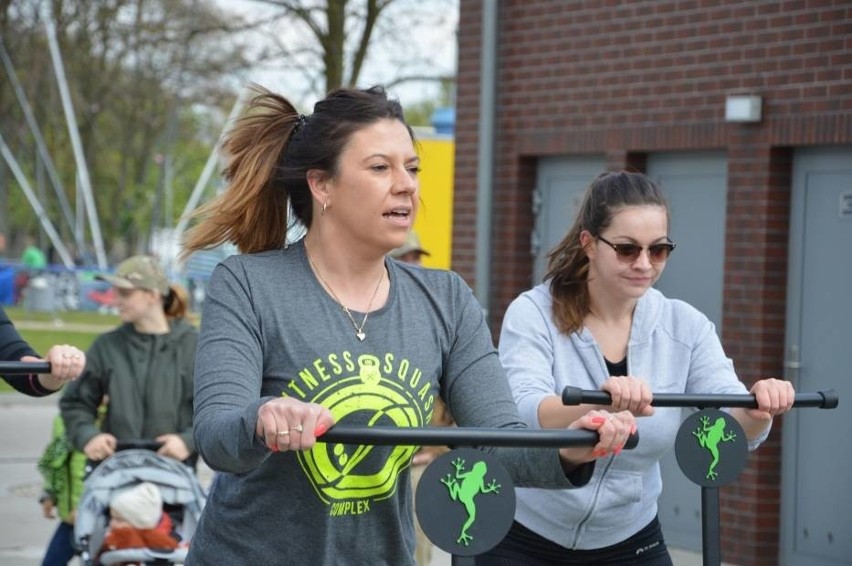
[388,230,430,266]
[60,255,199,472]
[95,255,171,296]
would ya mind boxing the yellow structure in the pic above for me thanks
[414,136,454,270]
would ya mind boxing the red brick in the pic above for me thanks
[455,3,850,564]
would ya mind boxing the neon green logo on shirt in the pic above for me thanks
[292,353,431,512]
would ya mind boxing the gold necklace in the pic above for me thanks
[306,246,385,341]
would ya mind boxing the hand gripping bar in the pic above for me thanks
[1,363,640,448]
[561,386,838,409]
[0,361,52,374]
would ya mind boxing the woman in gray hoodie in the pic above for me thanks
[484,171,795,565]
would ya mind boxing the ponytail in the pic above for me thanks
[163,284,190,320]
[182,85,300,257]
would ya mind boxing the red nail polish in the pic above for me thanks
[314,424,328,437]
[591,417,606,425]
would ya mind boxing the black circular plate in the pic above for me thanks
[415,447,515,556]
[675,408,748,487]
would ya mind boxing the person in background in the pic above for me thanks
[38,400,107,566]
[389,230,452,566]
[1,306,86,395]
[479,171,795,565]
[99,482,179,558]
[179,84,635,565]
[21,236,48,271]
[388,230,430,265]
[60,256,198,467]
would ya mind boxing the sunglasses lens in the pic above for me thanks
[649,243,674,262]
[615,245,642,262]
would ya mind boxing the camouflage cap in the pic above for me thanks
[389,231,430,259]
[96,255,169,295]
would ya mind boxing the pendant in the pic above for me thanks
[356,331,366,341]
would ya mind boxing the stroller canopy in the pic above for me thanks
[75,450,207,565]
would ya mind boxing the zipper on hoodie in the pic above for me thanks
[569,345,630,549]
[570,454,615,549]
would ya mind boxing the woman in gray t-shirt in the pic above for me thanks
[180,85,636,565]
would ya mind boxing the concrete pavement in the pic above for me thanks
[0,393,63,565]
[0,393,708,566]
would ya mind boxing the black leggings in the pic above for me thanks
[475,516,674,565]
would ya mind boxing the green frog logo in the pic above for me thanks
[693,415,737,480]
[441,458,502,546]
[675,408,747,487]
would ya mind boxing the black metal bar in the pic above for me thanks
[322,425,639,449]
[701,487,722,566]
[561,386,839,409]
[0,361,52,375]
[115,439,163,452]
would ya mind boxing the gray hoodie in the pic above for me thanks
[500,284,769,550]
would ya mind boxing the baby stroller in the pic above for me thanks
[74,445,207,565]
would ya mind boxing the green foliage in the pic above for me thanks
[405,99,440,128]
[0,0,457,260]
[0,0,249,257]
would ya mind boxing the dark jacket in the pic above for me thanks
[1,305,52,396]
[60,319,198,457]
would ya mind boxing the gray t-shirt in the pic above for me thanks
[187,240,589,565]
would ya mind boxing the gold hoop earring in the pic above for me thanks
[322,201,327,215]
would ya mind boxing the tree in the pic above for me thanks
[231,0,457,107]
[0,0,457,262]
[0,0,251,259]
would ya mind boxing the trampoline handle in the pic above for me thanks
[561,386,839,409]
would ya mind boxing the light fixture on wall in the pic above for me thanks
[725,95,763,123]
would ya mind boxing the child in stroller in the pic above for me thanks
[74,447,206,565]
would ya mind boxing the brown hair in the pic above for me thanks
[163,284,190,319]
[181,84,412,257]
[546,171,669,334]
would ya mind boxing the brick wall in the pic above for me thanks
[454,1,851,564]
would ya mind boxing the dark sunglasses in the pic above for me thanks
[597,235,676,264]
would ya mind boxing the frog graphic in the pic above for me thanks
[440,458,501,546]
[692,414,737,480]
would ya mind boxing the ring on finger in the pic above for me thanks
[291,424,304,433]
[276,430,290,437]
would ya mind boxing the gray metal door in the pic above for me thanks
[647,152,728,552]
[532,156,605,284]
[781,147,852,566]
